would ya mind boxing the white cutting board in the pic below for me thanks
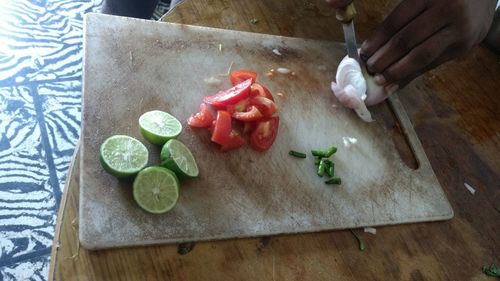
[79,14,453,250]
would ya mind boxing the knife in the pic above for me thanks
[336,3,359,62]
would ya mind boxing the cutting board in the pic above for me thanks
[80,13,453,250]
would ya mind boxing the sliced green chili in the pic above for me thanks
[317,160,326,177]
[325,177,341,185]
[350,230,365,251]
[325,161,335,177]
[289,150,306,158]
[325,146,337,157]
[311,149,328,157]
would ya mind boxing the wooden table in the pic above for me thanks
[49,0,500,280]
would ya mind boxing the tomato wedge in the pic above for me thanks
[250,96,278,117]
[232,105,263,122]
[229,70,257,86]
[250,117,279,151]
[226,98,251,114]
[250,83,274,101]
[187,103,215,128]
[220,130,246,152]
[210,110,232,145]
[204,78,252,107]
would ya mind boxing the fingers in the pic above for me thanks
[325,0,353,9]
[360,1,427,61]
[364,7,448,74]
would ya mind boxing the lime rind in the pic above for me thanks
[160,139,199,178]
[133,166,179,214]
[100,135,148,178]
[139,110,182,145]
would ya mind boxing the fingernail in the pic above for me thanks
[374,74,386,85]
[385,84,399,95]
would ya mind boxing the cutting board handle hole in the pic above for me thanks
[388,104,419,170]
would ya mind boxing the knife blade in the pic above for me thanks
[336,3,359,62]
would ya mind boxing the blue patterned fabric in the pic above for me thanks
[0,1,170,279]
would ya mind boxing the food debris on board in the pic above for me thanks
[342,136,358,148]
[464,182,476,195]
[204,76,223,86]
[350,229,365,251]
[276,67,292,75]
[250,18,259,24]
[272,48,282,56]
[364,227,377,235]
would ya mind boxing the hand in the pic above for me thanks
[360,0,497,91]
[325,0,353,9]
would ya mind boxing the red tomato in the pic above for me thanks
[250,83,274,101]
[187,103,215,128]
[220,130,246,152]
[210,111,232,145]
[243,121,256,135]
[226,98,250,114]
[250,96,277,117]
[204,78,252,107]
[207,120,216,134]
[229,70,257,86]
[250,117,279,151]
[232,105,263,122]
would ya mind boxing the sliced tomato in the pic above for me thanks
[250,96,278,117]
[250,117,279,151]
[229,70,257,86]
[226,98,251,114]
[243,121,256,135]
[232,105,263,122]
[250,83,274,101]
[187,103,215,128]
[220,130,246,152]
[210,110,232,145]
[208,120,216,134]
[204,78,252,107]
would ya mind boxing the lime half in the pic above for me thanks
[100,135,149,178]
[133,166,180,214]
[160,139,199,179]
[139,110,182,145]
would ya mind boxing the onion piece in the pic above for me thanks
[277,67,291,75]
[272,48,282,56]
[364,227,376,235]
[464,182,476,195]
[342,136,358,148]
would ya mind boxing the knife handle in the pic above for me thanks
[336,3,356,23]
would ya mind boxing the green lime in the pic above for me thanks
[99,135,149,178]
[139,110,182,145]
[133,166,180,214]
[160,139,199,179]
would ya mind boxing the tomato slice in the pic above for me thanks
[250,83,274,101]
[187,103,215,128]
[250,96,278,117]
[210,110,232,145]
[229,70,257,86]
[232,105,263,122]
[250,117,279,151]
[226,98,251,114]
[243,121,256,135]
[220,130,246,152]
[204,78,252,107]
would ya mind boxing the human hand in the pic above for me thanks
[360,0,497,93]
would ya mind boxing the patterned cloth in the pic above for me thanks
[0,1,169,280]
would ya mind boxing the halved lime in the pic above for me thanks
[139,110,182,145]
[160,139,199,179]
[99,135,149,178]
[133,166,180,214]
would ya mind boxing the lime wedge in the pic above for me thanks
[100,135,149,178]
[133,166,180,214]
[160,139,199,179]
[139,110,182,145]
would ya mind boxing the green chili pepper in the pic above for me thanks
[325,146,337,157]
[311,149,328,157]
[289,150,306,158]
[325,177,341,185]
[317,160,326,177]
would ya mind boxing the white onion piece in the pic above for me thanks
[364,227,377,235]
[342,136,357,148]
[204,76,222,86]
[464,182,476,195]
[272,48,282,56]
[277,67,291,74]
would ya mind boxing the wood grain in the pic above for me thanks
[49,0,500,280]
